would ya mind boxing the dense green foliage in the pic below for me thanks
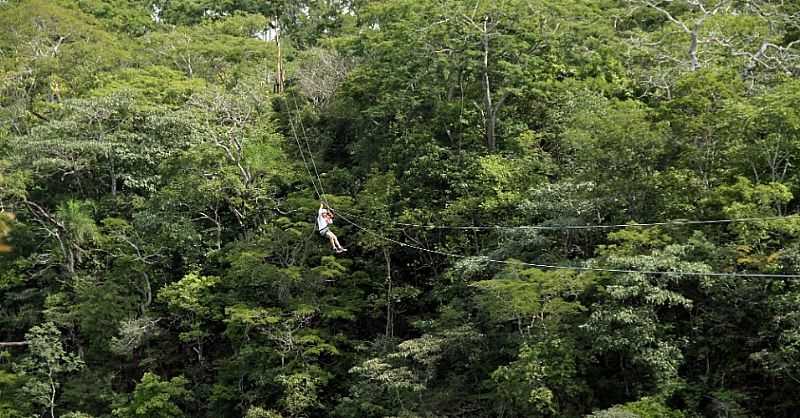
[2,0,800,416]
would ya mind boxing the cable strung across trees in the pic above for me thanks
[332,209,800,231]
[287,100,800,279]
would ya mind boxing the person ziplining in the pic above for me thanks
[317,202,347,253]
[286,97,800,278]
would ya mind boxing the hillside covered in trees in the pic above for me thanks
[2,0,800,417]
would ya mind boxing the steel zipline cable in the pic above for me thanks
[327,209,800,231]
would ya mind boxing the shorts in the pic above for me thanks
[319,227,330,237]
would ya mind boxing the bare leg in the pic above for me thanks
[333,235,345,251]
[326,231,345,252]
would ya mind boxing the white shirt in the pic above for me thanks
[317,208,331,230]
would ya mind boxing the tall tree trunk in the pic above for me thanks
[48,368,57,418]
[58,234,75,276]
[384,248,394,339]
[480,18,496,151]
[274,17,285,94]
[140,271,152,315]
[110,155,117,197]
[689,24,700,71]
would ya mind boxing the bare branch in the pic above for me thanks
[641,0,691,33]
[0,341,29,347]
